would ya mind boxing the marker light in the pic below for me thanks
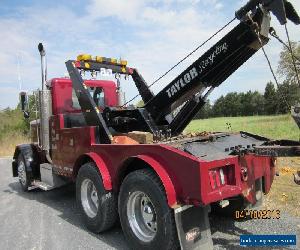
[219,168,225,185]
[77,54,128,67]
[111,58,117,64]
[120,60,128,66]
[95,56,103,63]
[209,167,228,190]
[77,54,92,61]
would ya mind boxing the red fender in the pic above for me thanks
[85,152,112,190]
[135,155,178,208]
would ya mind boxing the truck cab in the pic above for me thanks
[30,77,119,145]
[51,78,118,114]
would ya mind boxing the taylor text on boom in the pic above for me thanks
[166,42,228,98]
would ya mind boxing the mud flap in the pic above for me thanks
[174,205,213,250]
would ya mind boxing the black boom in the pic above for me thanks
[66,0,299,139]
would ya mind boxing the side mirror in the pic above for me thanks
[19,92,30,119]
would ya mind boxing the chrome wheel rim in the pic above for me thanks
[81,178,99,218]
[18,160,27,186]
[127,191,157,242]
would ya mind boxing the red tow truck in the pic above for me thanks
[12,1,300,249]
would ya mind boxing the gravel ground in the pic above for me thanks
[0,158,299,250]
[211,213,300,250]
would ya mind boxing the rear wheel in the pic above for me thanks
[118,169,179,250]
[76,162,117,233]
[17,154,31,191]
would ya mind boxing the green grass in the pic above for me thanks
[0,109,29,156]
[185,114,299,141]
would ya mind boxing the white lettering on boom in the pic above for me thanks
[166,68,198,98]
[165,42,228,98]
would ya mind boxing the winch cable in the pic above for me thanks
[284,24,300,88]
[270,27,300,62]
[122,17,237,107]
[269,25,300,108]
[256,31,291,111]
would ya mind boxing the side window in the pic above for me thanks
[71,87,106,109]
[90,87,105,108]
[72,89,81,109]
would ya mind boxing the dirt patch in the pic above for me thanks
[263,157,300,217]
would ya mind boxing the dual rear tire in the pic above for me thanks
[76,162,118,233]
[76,164,179,250]
[118,169,179,250]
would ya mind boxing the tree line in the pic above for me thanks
[195,42,300,119]
[195,81,300,119]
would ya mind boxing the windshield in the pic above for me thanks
[72,86,105,109]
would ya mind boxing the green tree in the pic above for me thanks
[223,92,242,117]
[212,95,225,117]
[264,82,278,115]
[276,42,300,114]
[0,108,27,141]
[276,81,300,114]
[277,42,300,85]
[194,100,212,119]
[251,91,265,115]
[239,91,264,116]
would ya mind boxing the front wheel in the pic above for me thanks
[118,169,179,250]
[17,154,31,191]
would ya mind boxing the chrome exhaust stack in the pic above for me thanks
[38,43,52,161]
[38,43,47,90]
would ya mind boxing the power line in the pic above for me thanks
[269,28,300,62]
[284,24,300,88]
[256,31,290,111]
[122,17,237,106]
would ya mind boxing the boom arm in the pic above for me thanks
[65,0,299,140]
[145,10,269,128]
[140,0,299,135]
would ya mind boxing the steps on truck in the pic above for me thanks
[30,163,68,191]
[31,180,55,191]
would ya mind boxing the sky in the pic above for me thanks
[0,0,299,109]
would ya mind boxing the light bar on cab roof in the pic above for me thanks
[76,54,128,66]
[77,54,92,61]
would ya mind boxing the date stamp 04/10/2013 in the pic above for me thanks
[235,209,281,220]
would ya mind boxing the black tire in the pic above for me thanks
[118,169,179,250]
[17,154,31,191]
[76,162,117,233]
